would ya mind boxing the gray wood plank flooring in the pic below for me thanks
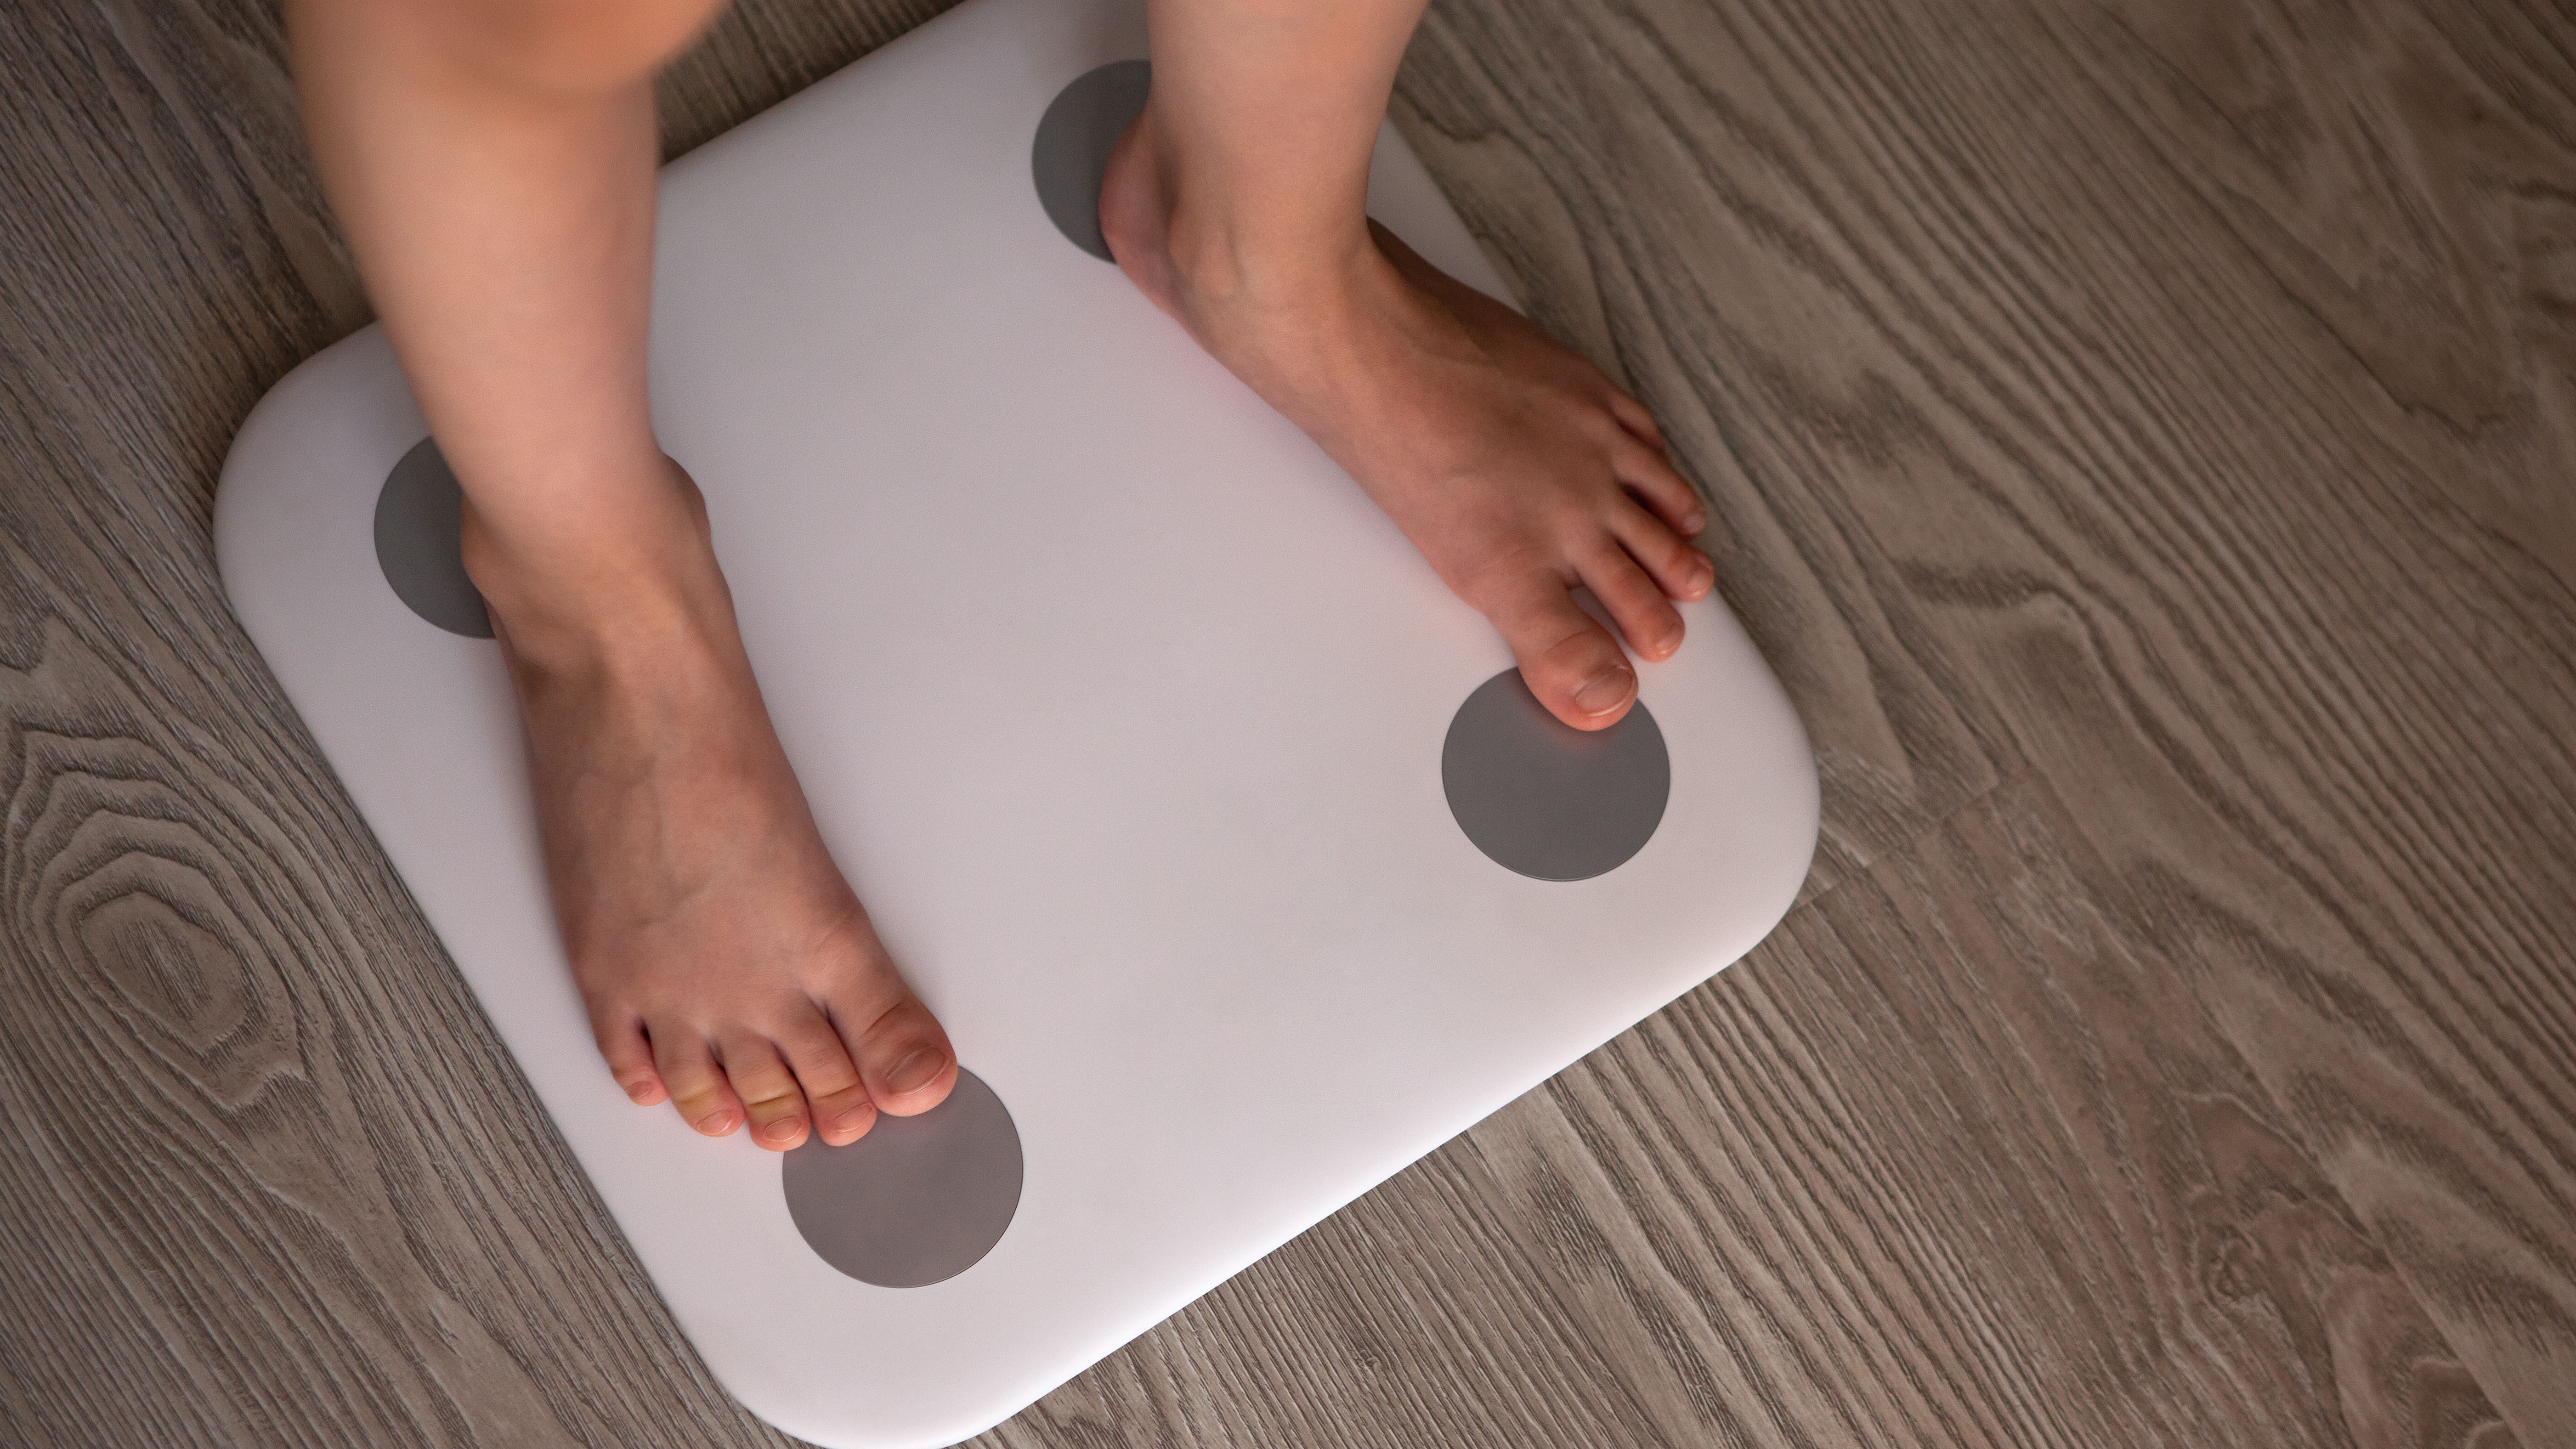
[3,0,2568,1445]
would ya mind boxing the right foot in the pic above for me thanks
[462,458,957,1152]
[1100,106,1715,730]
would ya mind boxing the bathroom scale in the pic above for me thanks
[215,0,1818,1442]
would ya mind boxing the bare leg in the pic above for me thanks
[1105,0,1714,730]
[288,0,956,1150]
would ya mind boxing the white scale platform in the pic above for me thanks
[215,0,1818,1443]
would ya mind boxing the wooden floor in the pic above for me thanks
[4,0,2571,1444]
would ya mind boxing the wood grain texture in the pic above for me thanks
[3,0,2570,1446]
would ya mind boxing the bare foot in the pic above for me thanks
[1099,109,1715,731]
[461,459,957,1151]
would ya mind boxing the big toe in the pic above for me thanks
[1490,578,1637,730]
[1561,653,1639,725]
[848,993,959,1118]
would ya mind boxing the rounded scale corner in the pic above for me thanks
[1749,767,1823,952]
[216,341,345,571]
[1726,664,1825,955]
[212,327,408,623]
[1645,615,1821,972]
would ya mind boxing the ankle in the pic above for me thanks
[460,462,736,670]
[1103,108,1376,325]
[1165,197,1371,309]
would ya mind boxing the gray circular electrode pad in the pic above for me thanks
[783,1067,1024,1288]
[1443,669,1670,881]
[375,437,493,638]
[1032,59,1151,260]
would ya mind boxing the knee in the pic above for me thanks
[408,0,727,95]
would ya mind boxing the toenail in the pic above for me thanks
[1682,510,1706,534]
[884,1049,946,1095]
[762,1117,804,1142]
[1574,666,1636,716]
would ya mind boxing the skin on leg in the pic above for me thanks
[1108,0,1715,730]
[286,0,956,1150]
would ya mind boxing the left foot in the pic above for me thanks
[1099,104,1715,731]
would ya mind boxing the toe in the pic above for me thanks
[1609,503,1715,604]
[594,1014,668,1106]
[720,1036,812,1151]
[1605,389,1669,454]
[776,1011,877,1146]
[1476,563,1637,730]
[1614,437,1704,538]
[652,1033,745,1138]
[808,1082,878,1146]
[1578,542,1686,664]
[839,991,957,1119]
